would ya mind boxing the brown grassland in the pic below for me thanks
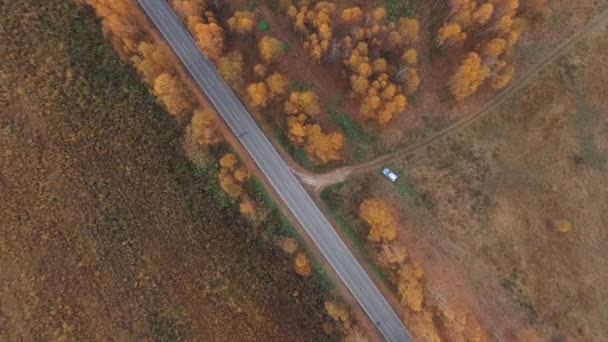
[0,1,334,340]
[322,16,608,340]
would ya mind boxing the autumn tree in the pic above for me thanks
[286,114,309,144]
[291,1,336,62]
[450,52,490,100]
[360,74,407,126]
[402,48,418,65]
[131,41,173,83]
[472,3,494,26]
[397,17,420,46]
[303,126,344,163]
[239,196,257,221]
[246,82,269,108]
[397,264,424,312]
[285,91,321,116]
[228,11,256,34]
[294,252,312,277]
[218,153,250,198]
[359,198,397,242]
[191,19,224,61]
[86,0,140,53]
[280,237,299,254]
[153,73,193,117]
[481,37,507,58]
[437,23,467,48]
[258,36,285,64]
[253,64,267,78]
[188,108,222,145]
[218,51,244,86]
[340,7,363,25]
[379,244,408,270]
[171,0,206,20]
[325,301,351,330]
[405,68,421,95]
[265,73,289,99]
[491,62,514,89]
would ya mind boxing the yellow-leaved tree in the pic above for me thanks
[265,73,289,100]
[227,11,256,34]
[131,41,172,83]
[258,36,285,64]
[359,198,397,242]
[218,153,250,198]
[153,73,193,117]
[294,252,312,277]
[436,23,467,48]
[246,82,269,108]
[188,108,222,146]
[397,264,424,312]
[285,91,321,116]
[191,20,224,61]
[171,0,206,20]
[218,51,244,86]
[450,52,490,100]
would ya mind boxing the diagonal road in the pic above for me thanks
[137,0,411,340]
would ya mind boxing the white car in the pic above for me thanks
[382,168,398,182]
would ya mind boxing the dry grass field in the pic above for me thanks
[322,16,608,341]
[0,1,333,340]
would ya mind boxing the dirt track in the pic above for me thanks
[297,7,608,189]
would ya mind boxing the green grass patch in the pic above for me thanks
[386,164,418,199]
[327,109,368,142]
[380,0,419,21]
[291,79,310,91]
[327,109,377,164]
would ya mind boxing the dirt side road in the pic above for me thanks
[297,7,608,189]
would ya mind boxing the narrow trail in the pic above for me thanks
[297,8,608,189]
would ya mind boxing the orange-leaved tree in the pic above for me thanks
[436,23,467,48]
[171,0,205,20]
[449,52,490,100]
[227,11,256,34]
[153,73,193,117]
[218,153,250,198]
[258,36,285,64]
[359,198,397,242]
[303,125,344,164]
[285,91,321,116]
[218,51,244,86]
[130,41,173,83]
[397,264,424,312]
[294,252,312,277]
[340,7,364,25]
[191,19,224,61]
[188,108,222,146]
[265,73,289,100]
[246,82,269,108]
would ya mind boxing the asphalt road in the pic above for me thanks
[137,1,411,340]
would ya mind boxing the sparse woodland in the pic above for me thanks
[106,0,551,169]
[356,197,489,341]
[84,0,585,341]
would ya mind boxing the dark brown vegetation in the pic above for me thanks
[0,1,334,340]
[322,16,608,341]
